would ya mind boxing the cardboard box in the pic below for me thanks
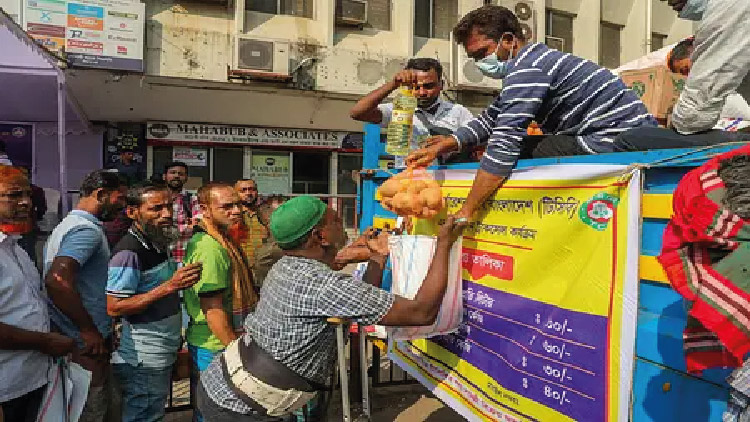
[620,66,686,119]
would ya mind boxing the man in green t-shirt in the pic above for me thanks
[183,182,256,422]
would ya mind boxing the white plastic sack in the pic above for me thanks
[388,235,463,340]
[37,358,91,422]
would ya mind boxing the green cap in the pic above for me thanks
[270,196,328,249]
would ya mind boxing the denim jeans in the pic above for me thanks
[189,345,221,422]
[112,363,172,422]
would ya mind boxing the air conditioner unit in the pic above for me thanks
[336,0,368,26]
[230,36,290,79]
[449,32,501,92]
[545,35,565,52]
[494,0,537,42]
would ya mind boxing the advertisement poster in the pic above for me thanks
[389,165,641,422]
[104,123,145,184]
[251,153,290,194]
[147,122,347,149]
[23,0,144,71]
[172,146,207,167]
[0,123,33,169]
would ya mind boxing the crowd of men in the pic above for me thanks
[0,159,464,422]
[2,1,749,421]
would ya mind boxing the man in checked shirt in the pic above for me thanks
[408,5,656,221]
[163,161,202,265]
[195,196,466,421]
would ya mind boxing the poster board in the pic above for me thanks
[390,164,641,422]
[251,152,290,195]
[0,123,33,169]
[172,146,207,167]
[104,123,145,183]
[23,0,145,71]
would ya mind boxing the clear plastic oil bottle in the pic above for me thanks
[386,86,418,156]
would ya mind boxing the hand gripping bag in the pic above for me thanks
[387,234,463,340]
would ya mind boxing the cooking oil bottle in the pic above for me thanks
[386,86,418,156]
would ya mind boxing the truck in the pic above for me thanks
[356,121,743,421]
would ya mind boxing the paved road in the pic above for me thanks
[165,384,465,422]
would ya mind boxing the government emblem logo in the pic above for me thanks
[579,192,619,231]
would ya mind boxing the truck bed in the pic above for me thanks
[359,123,745,420]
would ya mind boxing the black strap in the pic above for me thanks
[414,110,453,137]
[181,193,192,219]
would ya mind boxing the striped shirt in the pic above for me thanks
[454,43,657,177]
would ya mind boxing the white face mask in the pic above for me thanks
[678,0,708,21]
[474,34,515,80]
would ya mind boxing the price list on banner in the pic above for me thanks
[390,165,641,422]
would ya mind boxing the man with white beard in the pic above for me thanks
[105,181,202,422]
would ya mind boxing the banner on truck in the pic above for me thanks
[389,164,641,422]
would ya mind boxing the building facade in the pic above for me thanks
[1,0,694,227]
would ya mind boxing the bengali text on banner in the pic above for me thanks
[388,164,641,422]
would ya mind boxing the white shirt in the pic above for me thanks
[378,98,474,166]
[614,41,750,126]
[0,231,51,402]
[0,154,12,166]
[672,0,750,133]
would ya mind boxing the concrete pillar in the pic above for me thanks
[393,0,415,57]
[316,0,335,47]
[573,0,599,62]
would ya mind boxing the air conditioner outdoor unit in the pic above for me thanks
[494,0,537,42]
[545,35,565,52]
[449,32,501,92]
[230,36,290,79]
[336,0,368,26]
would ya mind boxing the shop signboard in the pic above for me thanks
[251,153,290,195]
[173,146,207,167]
[23,0,145,71]
[104,123,145,184]
[147,122,349,149]
[0,123,33,169]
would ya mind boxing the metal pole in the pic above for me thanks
[57,73,68,215]
[359,327,370,420]
[350,329,362,404]
[335,323,351,422]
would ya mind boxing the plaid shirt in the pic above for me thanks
[170,192,201,264]
[201,256,394,414]
[240,210,268,268]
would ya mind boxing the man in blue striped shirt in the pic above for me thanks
[407,5,657,221]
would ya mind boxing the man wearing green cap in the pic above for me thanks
[196,195,465,421]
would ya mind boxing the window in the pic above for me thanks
[246,0,313,18]
[213,147,244,183]
[599,22,622,69]
[367,0,391,31]
[335,0,391,31]
[292,151,330,194]
[651,33,667,51]
[414,0,458,40]
[152,146,210,190]
[545,10,573,54]
[336,153,362,229]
